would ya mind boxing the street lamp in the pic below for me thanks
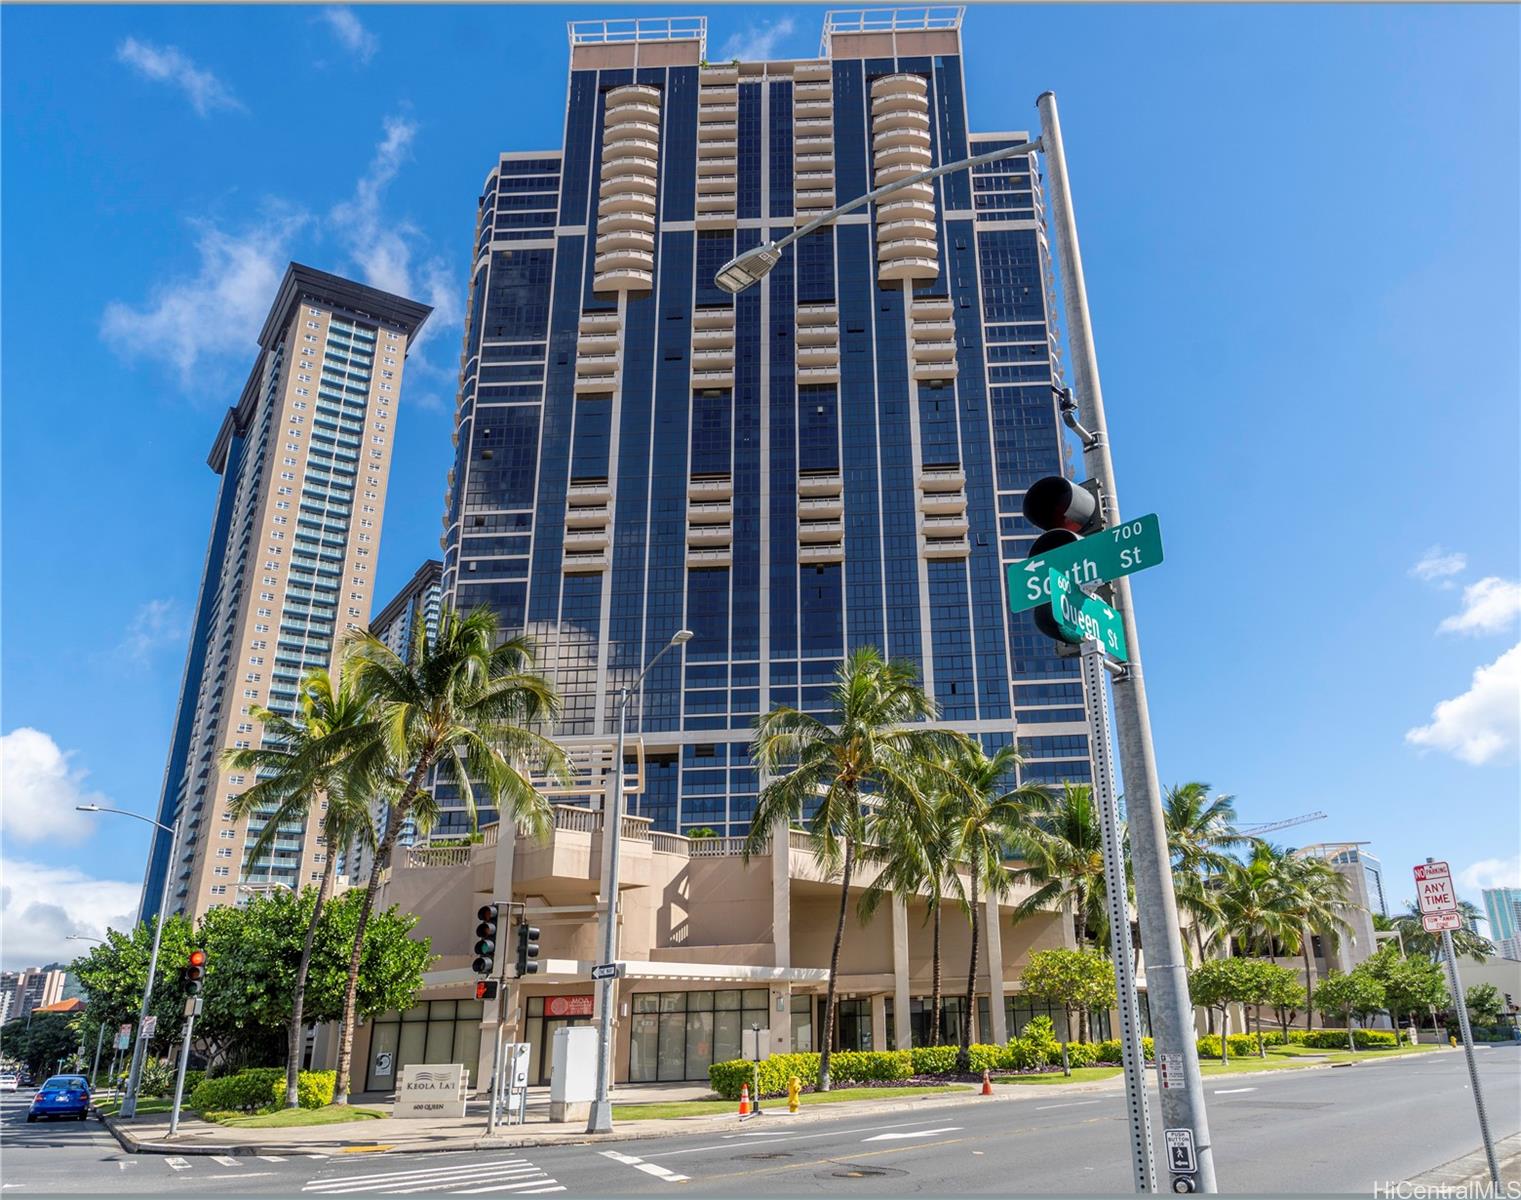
[76,803,180,1119]
[587,628,693,1134]
[711,94,1218,1191]
[713,137,1041,295]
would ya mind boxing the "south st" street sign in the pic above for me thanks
[1008,514,1164,614]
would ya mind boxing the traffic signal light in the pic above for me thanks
[184,948,207,995]
[1022,476,1104,642]
[472,904,498,976]
[475,979,499,1002]
[515,923,541,977]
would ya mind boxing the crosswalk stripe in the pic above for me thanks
[452,1181,562,1196]
[212,1156,240,1167]
[309,1169,551,1197]
[259,1154,287,1162]
[513,1188,566,1195]
[598,1150,689,1183]
[165,1157,191,1171]
[304,1159,533,1189]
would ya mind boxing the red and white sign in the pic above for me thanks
[544,994,594,1018]
[1413,861,1456,914]
[1423,910,1462,933]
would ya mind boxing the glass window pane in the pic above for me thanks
[454,1020,482,1086]
[366,1023,400,1092]
[685,1010,715,1079]
[424,1017,455,1063]
[458,1000,484,1020]
[528,997,544,1017]
[687,990,714,1011]
[715,989,741,1011]
[397,1019,427,1075]
[742,988,767,1008]
[403,1004,429,1021]
[714,1008,741,1063]
[660,992,685,1012]
[630,1012,660,1081]
[430,1000,457,1021]
[634,993,660,1013]
[658,1013,686,1080]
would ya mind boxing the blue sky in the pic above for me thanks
[2,5,1517,970]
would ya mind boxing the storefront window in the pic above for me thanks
[630,989,769,1082]
[365,998,484,1092]
[790,994,813,1052]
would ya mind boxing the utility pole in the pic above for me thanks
[1037,91,1216,1192]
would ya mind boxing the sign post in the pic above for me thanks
[1416,859,1499,1185]
[1080,637,1155,1192]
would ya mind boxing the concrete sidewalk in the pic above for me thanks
[97,1077,1119,1157]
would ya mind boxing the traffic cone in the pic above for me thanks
[738,1083,751,1116]
[981,1068,993,1096]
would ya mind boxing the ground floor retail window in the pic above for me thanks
[523,995,594,1085]
[365,999,483,1093]
[978,997,1112,1043]
[886,997,969,1048]
[629,989,769,1082]
[790,994,812,1052]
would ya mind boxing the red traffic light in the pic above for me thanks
[188,949,207,968]
[477,904,497,923]
[1022,476,1103,535]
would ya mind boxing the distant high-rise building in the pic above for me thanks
[432,9,1091,841]
[11,967,65,1018]
[143,265,431,920]
[0,973,18,1025]
[1482,887,1521,945]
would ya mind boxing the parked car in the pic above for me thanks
[27,1075,90,1121]
[0,1073,19,1092]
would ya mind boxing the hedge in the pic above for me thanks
[1288,1028,1401,1049]
[188,1068,336,1114]
[1093,1037,1155,1064]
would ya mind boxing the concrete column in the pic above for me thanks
[769,987,790,1055]
[771,813,791,967]
[891,896,912,1050]
[985,892,1008,1043]
[870,992,888,1052]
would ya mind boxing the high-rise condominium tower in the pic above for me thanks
[435,10,1092,839]
[144,265,430,920]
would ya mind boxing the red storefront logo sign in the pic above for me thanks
[545,994,594,1018]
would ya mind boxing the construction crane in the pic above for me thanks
[1237,811,1328,837]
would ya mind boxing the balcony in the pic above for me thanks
[565,503,609,528]
[919,466,966,491]
[912,358,957,379]
[797,364,841,384]
[692,346,735,368]
[911,317,955,336]
[793,63,832,81]
[697,173,737,196]
[594,248,654,273]
[795,169,835,190]
[797,469,843,497]
[798,541,845,564]
[699,99,738,121]
[795,321,839,346]
[795,188,835,206]
[690,367,735,387]
[604,120,660,144]
[563,527,609,551]
[793,116,833,136]
[567,480,612,503]
[576,331,620,356]
[796,302,838,324]
[605,101,661,126]
[599,170,657,199]
[796,343,840,367]
[874,144,932,172]
[697,156,738,177]
[700,65,739,84]
[880,257,940,282]
[923,536,970,559]
[798,494,843,519]
[688,475,733,501]
[696,193,736,214]
[695,211,737,230]
[596,228,654,254]
[920,512,969,537]
[692,325,735,347]
[873,107,931,133]
[879,217,938,243]
[795,150,835,170]
[595,267,655,292]
[574,371,619,393]
[698,120,738,140]
[596,209,656,234]
[599,191,657,215]
[698,138,738,156]
[692,307,735,329]
[563,548,609,572]
[798,518,844,543]
[576,352,620,375]
[872,89,928,116]
[874,126,932,154]
[919,487,967,515]
[912,338,957,362]
[686,499,733,521]
[878,236,939,263]
[686,522,733,547]
[794,99,833,118]
[878,196,937,224]
[686,546,733,568]
[795,134,833,153]
[512,804,656,893]
[604,137,660,160]
[914,297,954,321]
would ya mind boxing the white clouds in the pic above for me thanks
[117,37,243,117]
[1438,577,1521,636]
[0,858,141,972]
[1458,855,1521,894]
[1410,546,1468,585]
[1405,642,1521,765]
[717,16,798,61]
[0,729,107,845]
[117,598,186,665]
[319,8,378,63]
[100,208,309,383]
[329,117,462,354]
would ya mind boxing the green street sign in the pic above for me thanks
[1049,569,1129,661]
[1008,513,1164,614]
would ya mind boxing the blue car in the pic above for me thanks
[27,1075,91,1121]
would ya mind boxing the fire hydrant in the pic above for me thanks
[788,1075,801,1113]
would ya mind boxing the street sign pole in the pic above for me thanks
[1081,639,1156,1193]
[1422,859,1499,1185]
[167,1005,197,1137]
[1038,90,1214,1192]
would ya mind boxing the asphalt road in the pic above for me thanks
[2,1046,1516,1196]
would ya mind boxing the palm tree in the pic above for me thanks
[222,668,378,1109]
[747,646,962,1090]
[939,741,1048,1065]
[1389,900,1493,963]
[1279,854,1351,1029]
[1008,783,1113,952]
[1217,843,1301,958]
[1164,782,1253,876]
[858,766,961,1046]
[331,606,567,1104]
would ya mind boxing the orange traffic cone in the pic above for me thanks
[738,1083,751,1116]
[981,1068,993,1096]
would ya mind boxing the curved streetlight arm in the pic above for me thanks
[777,137,1043,253]
[619,631,693,712]
[76,804,173,835]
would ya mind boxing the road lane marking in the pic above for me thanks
[165,1157,191,1170]
[1212,1087,1256,1095]
[450,1181,566,1195]
[258,1154,287,1161]
[862,1125,962,1141]
[302,1159,550,1194]
[304,1160,533,1188]
[1035,1100,1102,1111]
[212,1156,240,1166]
[600,1150,690,1183]
[663,1118,958,1156]
[514,1189,567,1195]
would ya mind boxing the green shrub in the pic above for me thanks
[1005,1036,1047,1071]
[1092,1037,1156,1064]
[1019,1015,1060,1065]
[965,1044,1004,1073]
[136,1059,177,1098]
[1063,1042,1100,1068]
[1290,1028,1400,1050]
[1196,1034,1222,1059]
[294,1070,335,1109]
[709,1051,909,1099]
[189,1068,285,1114]
[181,1069,205,1098]
[910,1046,959,1075]
[828,1050,912,1085]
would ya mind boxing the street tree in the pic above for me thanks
[1388,901,1493,963]
[1188,956,1259,1063]
[749,645,964,1090]
[1313,968,1386,1053]
[70,916,196,1058]
[1264,964,1307,1044]
[223,667,379,1107]
[0,1013,80,1078]
[337,605,564,1104]
[1008,783,1115,951]
[1465,983,1504,1028]
[1019,948,1116,1074]
[1365,946,1448,1036]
